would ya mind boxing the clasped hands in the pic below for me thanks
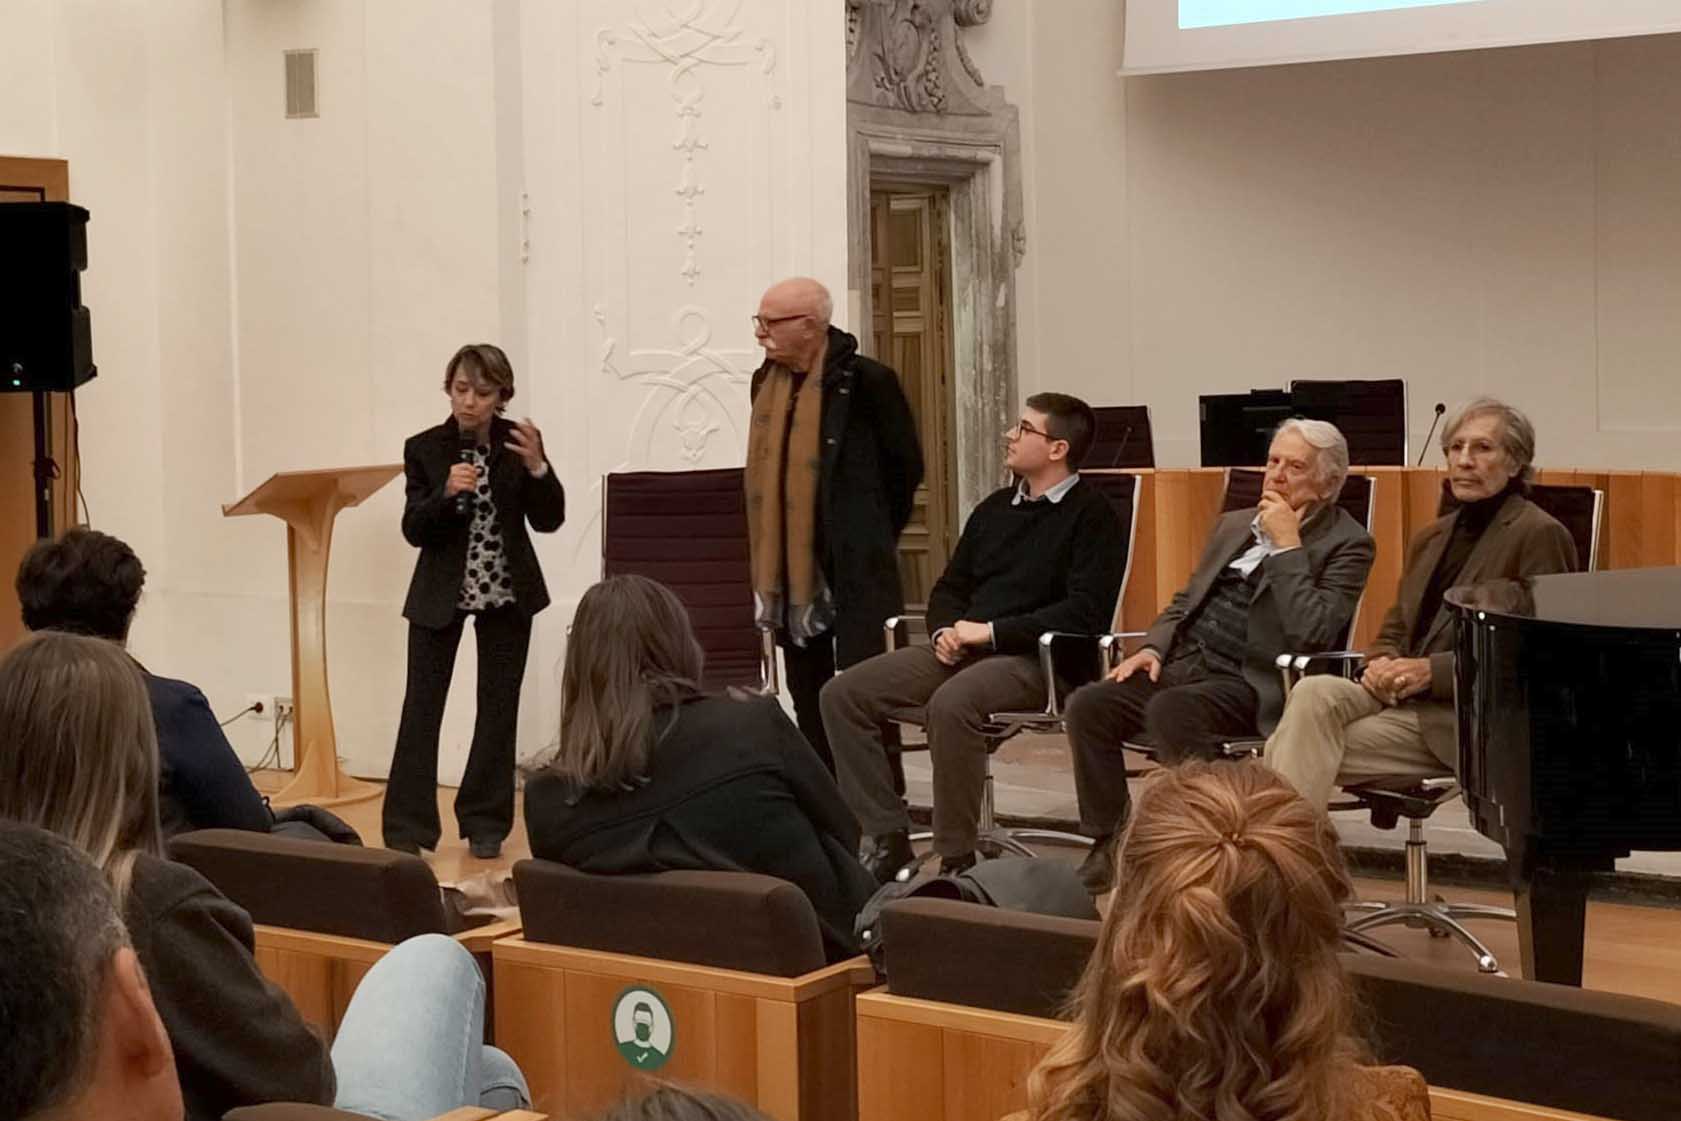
[1361,655,1432,706]
[932,620,992,665]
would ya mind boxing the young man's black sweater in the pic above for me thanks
[925,475,1126,655]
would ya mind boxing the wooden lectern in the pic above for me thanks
[223,465,402,807]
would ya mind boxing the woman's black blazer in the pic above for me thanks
[400,414,566,628]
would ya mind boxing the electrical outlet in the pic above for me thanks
[246,693,276,722]
[273,696,295,723]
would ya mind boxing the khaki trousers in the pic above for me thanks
[1263,674,1449,811]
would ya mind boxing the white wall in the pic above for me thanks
[965,3,1681,471]
[517,0,848,745]
[0,0,848,785]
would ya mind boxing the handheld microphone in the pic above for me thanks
[455,432,478,517]
[1417,402,1446,466]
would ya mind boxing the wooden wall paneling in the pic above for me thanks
[1429,1087,1611,1121]
[939,1030,1048,1121]
[856,1014,944,1121]
[1118,469,1157,633]
[251,926,390,1041]
[1352,467,1404,650]
[492,940,869,1121]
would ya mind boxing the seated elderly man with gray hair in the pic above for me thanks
[1265,397,1576,812]
[1066,417,1375,894]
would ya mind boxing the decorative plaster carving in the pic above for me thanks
[846,0,992,116]
[593,2,779,284]
[596,302,754,468]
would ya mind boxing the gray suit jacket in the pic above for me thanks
[1144,505,1375,734]
[1370,492,1577,765]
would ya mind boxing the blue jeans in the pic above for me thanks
[330,934,530,1120]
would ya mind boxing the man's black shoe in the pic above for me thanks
[861,830,914,884]
[1077,837,1115,895]
[469,837,502,860]
[938,851,977,876]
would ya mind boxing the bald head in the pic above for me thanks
[754,278,833,371]
[760,277,833,324]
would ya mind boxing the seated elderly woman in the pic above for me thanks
[1265,397,1577,810]
[1024,762,1430,1121]
[524,574,878,964]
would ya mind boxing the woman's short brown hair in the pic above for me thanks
[443,343,516,410]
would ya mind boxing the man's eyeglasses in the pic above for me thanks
[1006,418,1060,443]
[751,313,808,333]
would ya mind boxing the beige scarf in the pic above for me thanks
[745,361,833,642]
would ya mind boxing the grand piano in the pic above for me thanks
[1450,567,1681,986]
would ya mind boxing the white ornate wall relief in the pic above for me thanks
[587,0,793,484]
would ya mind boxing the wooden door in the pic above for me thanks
[869,184,955,609]
[0,156,78,652]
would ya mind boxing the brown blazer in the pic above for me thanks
[1370,491,1577,764]
[1143,504,1376,733]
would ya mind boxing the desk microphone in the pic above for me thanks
[1417,402,1445,466]
[455,432,478,517]
[1110,425,1133,468]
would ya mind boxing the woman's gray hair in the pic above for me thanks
[1273,418,1350,499]
[1440,397,1536,481]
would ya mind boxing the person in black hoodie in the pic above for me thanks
[524,575,877,964]
[385,342,565,859]
[821,393,1126,883]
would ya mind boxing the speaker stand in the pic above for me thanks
[30,390,55,539]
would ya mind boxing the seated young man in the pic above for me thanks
[820,392,1126,882]
[1063,418,1375,894]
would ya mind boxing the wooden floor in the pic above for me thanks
[252,770,1681,1005]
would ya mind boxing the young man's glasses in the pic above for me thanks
[1006,418,1060,443]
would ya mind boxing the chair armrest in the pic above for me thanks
[1038,632,1107,715]
[1278,650,1366,701]
[885,614,927,652]
[453,918,523,954]
[1097,631,1150,674]
[756,625,780,696]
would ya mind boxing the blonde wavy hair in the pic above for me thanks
[1027,762,1361,1121]
[0,631,164,904]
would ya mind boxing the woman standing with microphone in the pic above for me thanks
[385,343,565,859]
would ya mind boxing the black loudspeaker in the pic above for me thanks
[0,202,96,392]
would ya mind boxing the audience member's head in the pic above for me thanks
[593,1085,775,1121]
[0,630,165,900]
[1028,762,1359,1121]
[1014,392,1097,473]
[0,821,180,1121]
[1269,417,1351,507]
[16,526,147,641]
[545,575,704,792]
[1440,396,1537,499]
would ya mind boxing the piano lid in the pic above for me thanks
[1446,566,1681,632]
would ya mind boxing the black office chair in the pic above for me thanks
[603,468,777,694]
[882,471,1143,873]
[1086,405,1155,469]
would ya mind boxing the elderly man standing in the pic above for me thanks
[1265,398,1576,811]
[747,278,923,770]
[1066,418,1375,893]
